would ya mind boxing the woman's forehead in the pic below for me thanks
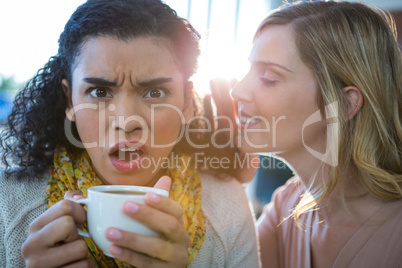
[71,36,182,82]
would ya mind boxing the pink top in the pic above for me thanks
[258,177,402,268]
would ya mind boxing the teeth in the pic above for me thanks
[116,147,142,162]
[240,116,260,124]
[119,148,140,152]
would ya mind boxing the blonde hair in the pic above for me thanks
[255,1,402,224]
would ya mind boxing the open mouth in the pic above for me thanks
[239,115,261,124]
[238,108,261,125]
[109,142,146,172]
[111,147,144,162]
[109,141,146,162]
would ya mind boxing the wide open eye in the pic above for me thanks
[88,87,112,98]
[144,88,166,99]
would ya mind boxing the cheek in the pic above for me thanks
[150,108,183,142]
[74,110,101,143]
[258,96,320,142]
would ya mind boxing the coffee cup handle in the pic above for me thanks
[74,198,91,239]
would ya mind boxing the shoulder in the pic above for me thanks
[0,167,49,267]
[0,166,49,210]
[0,167,49,200]
[0,167,49,220]
[193,171,260,267]
[258,176,305,233]
[267,175,305,213]
[278,175,304,197]
[199,171,252,221]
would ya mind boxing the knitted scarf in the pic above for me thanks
[46,146,205,267]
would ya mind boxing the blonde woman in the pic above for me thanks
[231,1,402,267]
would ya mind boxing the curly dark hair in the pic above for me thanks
[1,0,204,174]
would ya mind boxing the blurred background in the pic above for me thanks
[1,0,401,121]
[1,0,401,215]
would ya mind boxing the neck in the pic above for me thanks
[276,148,325,188]
[279,149,388,223]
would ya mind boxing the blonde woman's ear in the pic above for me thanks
[342,86,363,120]
[61,79,75,122]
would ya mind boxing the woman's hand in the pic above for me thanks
[21,197,94,268]
[207,78,259,183]
[105,176,190,267]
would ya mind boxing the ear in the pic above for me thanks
[342,86,363,120]
[61,78,75,122]
[182,81,194,123]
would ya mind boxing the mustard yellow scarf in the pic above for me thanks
[46,146,205,267]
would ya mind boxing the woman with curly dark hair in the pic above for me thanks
[0,0,260,267]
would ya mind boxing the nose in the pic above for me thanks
[110,97,146,134]
[231,75,254,103]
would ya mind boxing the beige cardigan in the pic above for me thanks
[258,176,402,268]
[0,168,261,267]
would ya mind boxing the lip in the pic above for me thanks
[109,140,146,173]
[238,110,261,129]
[239,110,252,118]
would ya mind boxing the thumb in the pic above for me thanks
[64,190,84,201]
[153,175,172,191]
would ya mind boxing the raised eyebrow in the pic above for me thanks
[83,77,117,86]
[137,77,173,87]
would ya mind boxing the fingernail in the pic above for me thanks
[73,195,84,200]
[109,245,123,255]
[149,193,160,203]
[124,202,138,213]
[107,228,122,240]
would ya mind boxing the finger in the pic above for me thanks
[34,215,81,246]
[29,200,86,232]
[63,258,95,268]
[122,201,187,243]
[108,243,188,268]
[145,193,183,221]
[210,78,237,131]
[203,94,216,132]
[152,176,172,192]
[48,239,88,266]
[23,239,88,268]
[106,228,188,263]
[108,245,169,268]
[64,190,85,201]
[212,78,232,117]
[230,78,238,88]
[210,79,222,107]
[211,78,234,121]
[139,189,183,221]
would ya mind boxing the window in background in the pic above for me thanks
[164,0,270,95]
[0,0,270,96]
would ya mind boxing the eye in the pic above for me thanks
[88,88,112,98]
[259,77,278,86]
[144,88,166,99]
[260,70,280,86]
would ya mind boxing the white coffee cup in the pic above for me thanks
[75,185,169,257]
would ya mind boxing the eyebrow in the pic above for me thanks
[83,77,117,87]
[82,77,173,87]
[252,60,293,73]
[137,77,173,87]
